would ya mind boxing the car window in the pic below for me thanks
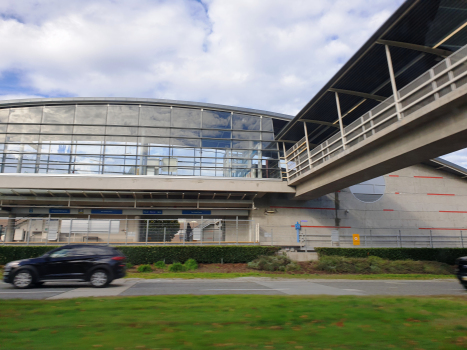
[50,249,73,258]
[74,246,110,256]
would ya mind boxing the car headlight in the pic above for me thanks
[5,261,20,268]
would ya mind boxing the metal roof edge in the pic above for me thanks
[0,97,294,121]
[276,0,420,140]
[428,157,467,177]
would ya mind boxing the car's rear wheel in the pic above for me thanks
[13,269,34,289]
[90,269,110,288]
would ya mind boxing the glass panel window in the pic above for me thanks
[232,114,260,130]
[9,107,43,124]
[0,134,5,143]
[261,132,274,141]
[73,125,105,135]
[201,139,231,148]
[73,135,105,142]
[139,106,171,127]
[232,131,260,140]
[73,164,101,174]
[105,146,126,155]
[202,130,231,139]
[75,105,107,125]
[42,106,75,124]
[75,144,102,155]
[171,108,201,128]
[7,124,41,134]
[0,124,6,133]
[149,147,170,156]
[139,127,170,137]
[202,110,231,129]
[40,134,72,142]
[171,128,200,138]
[107,105,139,126]
[106,126,138,136]
[41,125,73,134]
[139,137,170,146]
[262,117,274,132]
[6,134,39,143]
[171,138,200,147]
[172,147,195,157]
[105,136,137,143]
[0,108,9,123]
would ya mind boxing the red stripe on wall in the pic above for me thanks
[440,211,467,213]
[388,175,399,177]
[414,176,443,179]
[271,206,335,210]
[291,225,351,228]
[427,193,455,196]
[395,192,400,194]
[383,209,394,211]
[419,228,467,230]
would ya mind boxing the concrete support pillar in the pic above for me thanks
[5,213,16,242]
[134,216,141,242]
[303,122,312,164]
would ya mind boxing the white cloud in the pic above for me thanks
[441,150,467,169]
[0,0,404,115]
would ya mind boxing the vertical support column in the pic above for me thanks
[461,230,464,248]
[430,230,433,248]
[145,219,149,244]
[236,216,239,245]
[26,219,32,245]
[303,122,312,167]
[282,142,290,182]
[385,45,402,120]
[68,219,73,244]
[5,213,15,243]
[334,92,347,150]
[87,215,91,244]
[46,214,51,245]
[200,216,203,245]
[163,227,166,243]
[108,220,111,245]
[124,215,128,246]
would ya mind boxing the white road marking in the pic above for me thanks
[201,289,290,291]
[0,291,66,294]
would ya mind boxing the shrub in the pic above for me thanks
[247,254,300,272]
[154,261,166,269]
[169,262,187,272]
[313,255,453,275]
[184,259,198,270]
[137,264,153,273]
[0,246,280,265]
[126,263,134,269]
[315,247,467,265]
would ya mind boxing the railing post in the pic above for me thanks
[201,216,203,245]
[461,230,464,248]
[146,219,149,244]
[271,228,274,246]
[69,219,72,244]
[46,214,51,246]
[384,45,402,120]
[124,216,128,246]
[164,227,166,243]
[26,219,32,245]
[303,122,312,167]
[87,215,91,244]
[430,230,433,248]
[334,92,347,150]
[282,142,290,182]
[108,220,111,245]
[304,229,307,252]
[236,216,239,245]
[399,230,402,248]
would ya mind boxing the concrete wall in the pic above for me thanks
[252,163,467,247]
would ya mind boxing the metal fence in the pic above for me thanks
[0,217,257,245]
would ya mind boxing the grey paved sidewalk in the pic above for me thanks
[0,278,463,300]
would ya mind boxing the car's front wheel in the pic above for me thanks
[90,269,110,288]
[13,269,34,289]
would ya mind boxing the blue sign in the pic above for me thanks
[295,221,301,243]
[49,208,70,214]
[143,210,163,215]
[29,208,34,213]
[182,210,211,215]
[91,209,123,214]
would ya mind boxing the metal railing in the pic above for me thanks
[285,43,467,181]
[0,217,257,246]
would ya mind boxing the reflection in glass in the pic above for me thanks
[0,109,9,123]
[139,106,171,127]
[9,107,43,124]
[172,108,201,128]
[232,114,260,130]
[202,110,231,129]
[107,105,139,126]
[43,106,75,124]
[75,105,107,124]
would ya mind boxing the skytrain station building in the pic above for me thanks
[1,0,467,248]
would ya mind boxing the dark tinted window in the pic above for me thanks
[73,246,113,256]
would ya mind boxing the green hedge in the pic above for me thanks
[315,247,467,265]
[0,246,280,265]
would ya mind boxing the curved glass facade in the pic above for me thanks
[0,103,282,178]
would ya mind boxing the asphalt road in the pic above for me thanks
[0,278,465,300]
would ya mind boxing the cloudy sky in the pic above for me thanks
[0,0,465,166]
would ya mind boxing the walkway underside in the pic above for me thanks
[293,83,467,200]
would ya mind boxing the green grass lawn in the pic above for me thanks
[126,271,455,280]
[2,295,467,349]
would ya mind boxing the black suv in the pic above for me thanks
[3,244,126,289]
[456,256,467,290]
